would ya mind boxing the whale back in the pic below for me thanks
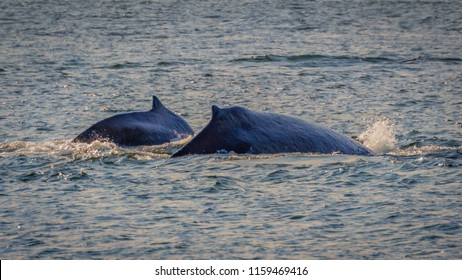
[73,96,194,146]
[172,105,372,156]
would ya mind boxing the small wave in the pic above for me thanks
[229,54,394,66]
[157,61,185,66]
[358,117,397,155]
[231,53,462,67]
[403,56,462,64]
[95,62,143,70]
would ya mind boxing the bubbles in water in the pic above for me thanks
[358,117,397,155]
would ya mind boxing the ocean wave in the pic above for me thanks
[230,54,395,65]
[230,53,461,67]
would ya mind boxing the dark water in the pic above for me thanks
[1,0,461,259]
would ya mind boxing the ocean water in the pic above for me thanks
[1,0,461,259]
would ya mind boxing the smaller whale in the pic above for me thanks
[172,105,372,157]
[73,96,194,146]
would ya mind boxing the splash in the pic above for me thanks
[0,138,188,161]
[356,118,461,156]
[358,117,397,155]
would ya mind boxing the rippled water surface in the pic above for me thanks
[1,0,461,259]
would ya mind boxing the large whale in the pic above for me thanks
[172,105,372,157]
[73,96,194,146]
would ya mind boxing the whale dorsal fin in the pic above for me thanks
[151,96,165,111]
[211,105,221,119]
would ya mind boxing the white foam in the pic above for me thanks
[358,117,397,155]
[0,139,171,161]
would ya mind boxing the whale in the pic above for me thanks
[73,96,194,146]
[172,105,372,157]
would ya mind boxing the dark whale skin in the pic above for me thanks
[73,96,194,146]
[172,105,372,157]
